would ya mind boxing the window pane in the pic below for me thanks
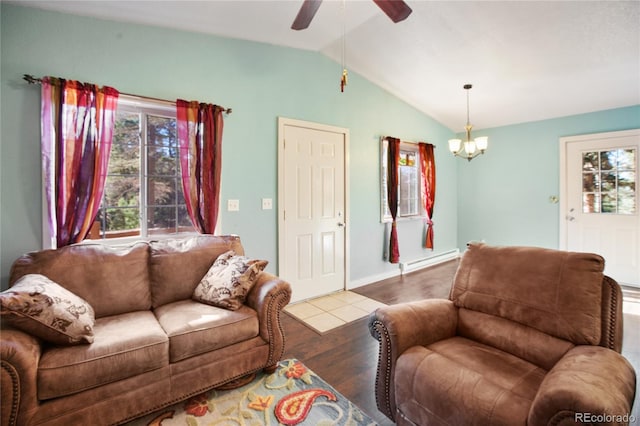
[582,172,598,192]
[619,171,636,192]
[147,206,177,235]
[178,206,195,231]
[601,172,616,192]
[600,150,617,170]
[177,185,186,205]
[114,113,140,145]
[104,176,139,207]
[105,207,140,234]
[147,116,176,147]
[110,144,140,175]
[618,149,636,170]
[399,155,418,217]
[619,171,636,214]
[582,152,598,171]
[148,177,177,206]
[148,146,178,175]
[601,192,617,213]
[583,193,600,213]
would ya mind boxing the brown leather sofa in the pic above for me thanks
[369,243,636,425]
[1,235,291,426]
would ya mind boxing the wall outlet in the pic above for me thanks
[262,198,273,210]
[227,199,240,211]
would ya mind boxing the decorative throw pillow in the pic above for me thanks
[0,274,95,345]
[193,250,268,311]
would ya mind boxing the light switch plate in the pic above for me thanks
[228,199,239,211]
[262,198,273,210]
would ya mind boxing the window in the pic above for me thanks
[582,148,636,214]
[88,98,195,241]
[381,139,425,221]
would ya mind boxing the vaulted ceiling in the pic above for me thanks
[10,0,640,130]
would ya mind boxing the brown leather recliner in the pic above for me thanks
[369,243,636,425]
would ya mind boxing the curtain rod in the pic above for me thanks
[382,136,435,147]
[23,74,232,114]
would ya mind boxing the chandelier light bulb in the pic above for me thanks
[464,140,477,155]
[475,136,488,151]
[448,138,462,153]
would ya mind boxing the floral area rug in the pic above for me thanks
[126,359,377,426]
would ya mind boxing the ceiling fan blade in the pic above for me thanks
[372,0,412,23]
[291,0,323,30]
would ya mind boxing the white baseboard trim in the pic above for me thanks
[348,249,460,290]
[399,249,460,275]
[348,269,401,290]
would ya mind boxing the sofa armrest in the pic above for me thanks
[1,327,42,426]
[245,272,292,368]
[528,345,636,426]
[368,299,458,421]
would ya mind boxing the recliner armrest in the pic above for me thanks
[368,299,457,421]
[1,327,42,426]
[528,345,636,426]
[245,272,292,368]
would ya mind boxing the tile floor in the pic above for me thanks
[284,291,388,334]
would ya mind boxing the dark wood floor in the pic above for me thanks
[281,260,458,425]
[281,259,640,425]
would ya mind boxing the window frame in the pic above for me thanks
[380,138,427,223]
[41,95,206,249]
[98,96,201,245]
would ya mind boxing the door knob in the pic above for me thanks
[337,222,345,227]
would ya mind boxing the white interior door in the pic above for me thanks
[561,129,640,287]
[278,118,349,302]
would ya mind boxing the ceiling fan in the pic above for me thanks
[291,0,412,30]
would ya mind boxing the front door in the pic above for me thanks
[561,129,640,287]
[278,118,348,302]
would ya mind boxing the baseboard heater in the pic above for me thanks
[399,249,460,275]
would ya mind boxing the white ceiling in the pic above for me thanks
[10,0,640,130]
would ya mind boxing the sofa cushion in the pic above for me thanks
[193,251,268,310]
[154,299,259,362]
[149,235,245,308]
[1,274,96,345]
[395,337,546,426]
[451,243,604,345]
[37,311,169,400]
[9,242,151,319]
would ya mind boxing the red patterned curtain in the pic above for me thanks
[41,77,119,247]
[176,100,224,234]
[419,142,436,248]
[386,137,401,263]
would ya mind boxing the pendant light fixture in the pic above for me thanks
[448,84,488,161]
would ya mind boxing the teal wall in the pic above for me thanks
[0,4,458,289]
[456,105,640,250]
[2,5,638,292]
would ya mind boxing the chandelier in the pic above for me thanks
[448,84,488,161]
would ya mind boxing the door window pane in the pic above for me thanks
[582,148,636,214]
